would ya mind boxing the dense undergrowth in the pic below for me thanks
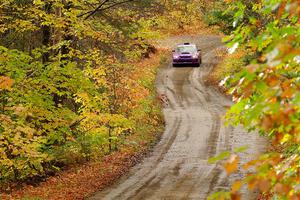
[1,50,168,200]
[208,0,300,199]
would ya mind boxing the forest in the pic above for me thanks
[1,0,300,200]
[0,0,205,198]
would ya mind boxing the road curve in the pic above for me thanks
[89,35,266,200]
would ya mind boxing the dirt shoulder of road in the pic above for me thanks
[3,151,149,200]
[0,51,167,200]
[204,47,229,94]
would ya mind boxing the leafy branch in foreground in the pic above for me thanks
[210,0,300,199]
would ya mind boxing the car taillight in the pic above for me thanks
[192,54,198,59]
[173,55,179,59]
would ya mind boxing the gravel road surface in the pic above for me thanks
[89,35,266,200]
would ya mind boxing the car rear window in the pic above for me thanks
[176,45,197,53]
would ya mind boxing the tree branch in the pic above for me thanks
[78,0,135,20]
[77,0,110,18]
[94,0,134,13]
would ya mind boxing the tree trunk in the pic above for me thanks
[42,3,52,63]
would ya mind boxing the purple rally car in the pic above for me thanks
[172,43,202,67]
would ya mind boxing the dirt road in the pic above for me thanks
[89,35,266,200]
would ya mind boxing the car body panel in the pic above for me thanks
[172,43,201,67]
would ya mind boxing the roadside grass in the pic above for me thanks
[207,48,247,90]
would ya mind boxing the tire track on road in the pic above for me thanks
[89,35,266,200]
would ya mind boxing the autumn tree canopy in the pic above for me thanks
[0,0,205,191]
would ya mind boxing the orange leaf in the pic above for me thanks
[0,76,13,90]
[261,115,272,130]
[248,179,257,190]
[268,155,282,166]
[224,155,239,174]
[277,2,287,18]
[232,180,242,193]
[266,75,279,87]
[290,194,300,200]
[281,80,291,90]
[243,83,253,98]
[231,193,241,200]
[269,97,277,103]
[258,179,271,192]
[243,160,258,170]
[274,183,290,195]
[281,87,295,98]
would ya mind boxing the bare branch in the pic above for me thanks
[78,0,135,20]
[94,0,134,13]
[77,0,110,18]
